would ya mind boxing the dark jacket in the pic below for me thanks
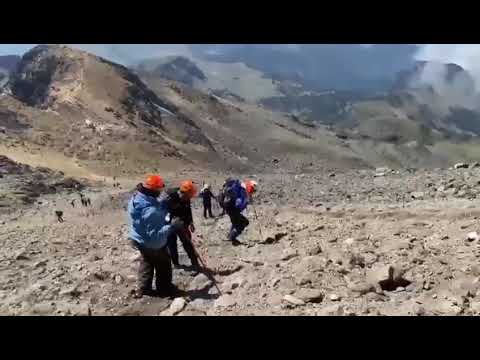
[164,187,193,225]
[199,188,215,205]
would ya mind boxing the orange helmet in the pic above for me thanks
[245,180,258,194]
[180,180,197,198]
[144,175,165,191]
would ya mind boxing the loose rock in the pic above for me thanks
[283,294,305,306]
[161,298,186,316]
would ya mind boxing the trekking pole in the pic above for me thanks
[251,204,264,239]
[190,233,222,295]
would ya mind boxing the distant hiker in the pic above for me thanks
[222,178,253,246]
[199,184,215,218]
[55,210,64,223]
[217,181,228,216]
[127,175,181,298]
[79,194,86,207]
[70,199,76,208]
[164,180,200,272]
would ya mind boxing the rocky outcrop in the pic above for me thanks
[138,56,207,87]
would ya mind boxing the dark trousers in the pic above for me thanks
[167,228,198,267]
[227,210,249,241]
[203,202,213,218]
[130,241,172,293]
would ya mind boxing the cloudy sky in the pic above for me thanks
[2,44,480,81]
[0,44,191,65]
[1,44,479,66]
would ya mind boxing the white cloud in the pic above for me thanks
[415,44,480,87]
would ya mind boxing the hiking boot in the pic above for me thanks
[132,288,155,299]
[232,239,241,246]
[157,284,180,298]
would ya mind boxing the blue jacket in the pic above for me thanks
[223,180,248,212]
[127,191,172,249]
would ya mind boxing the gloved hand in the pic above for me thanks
[171,217,185,232]
[189,223,195,233]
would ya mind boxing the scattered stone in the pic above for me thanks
[14,250,29,260]
[60,285,81,297]
[317,304,344,316]
[344,238,355,246]
[294,288,324,303]
[470,162,480,169]
[305,244,322,256]
[187,273,212,292]
[365,292,385,301]
[313,225,325,231]
[262,231,288,244]
[328,294,341,301]
[214,295,237,308]
[214,264,243,276]
[161,298,186,316]
[454,163,469,169]
[32,303,56,315]
[33,260,47,268]
[281,248,298,261]
[349,253,366,268]
[348,281,374,295]
[114,275,123,284]
[411,192,424,200]
[283,294,305,306]
[222,276,246,291]
[466,232,480,242]
[469,301,480,313]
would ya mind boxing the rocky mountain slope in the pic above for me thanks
[1,45,221,176]
[4,46,480,317]
[0,155,88,214]
[4,165,480,315]
[1,45,375,177]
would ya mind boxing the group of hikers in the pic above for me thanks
[127,175,258,298]
[55,193,92,223]
[70,194,91,208]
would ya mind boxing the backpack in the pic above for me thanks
[222,179,248,211]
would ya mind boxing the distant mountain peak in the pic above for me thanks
[137,56,206,87]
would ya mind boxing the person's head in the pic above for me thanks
[179,180,197,200]
[143,174,165,196]
[204,183,211,190]
[245,180,258,195]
